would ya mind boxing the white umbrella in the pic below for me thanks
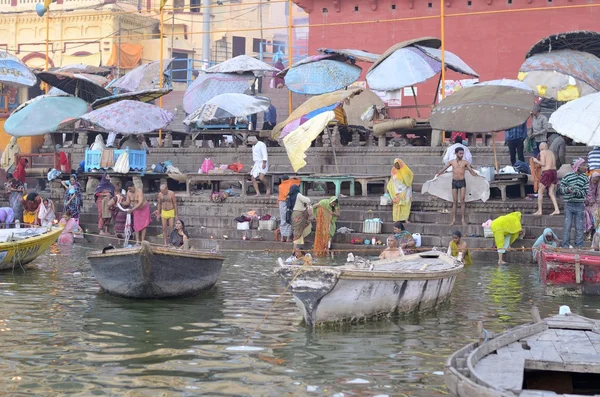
[206,55,279,76]
[183,93,271,125]
[477,79,533,92]
[549,92,600,145]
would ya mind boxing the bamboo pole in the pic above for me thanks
[440,0,445,100]
[287,0,293,116]
[492,131,499,172]
[44,9,50,93]
[158,7,165,146]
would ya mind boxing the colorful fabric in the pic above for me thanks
[312,196,339,238]
[292,209,311,245]
[278,179,301,201]
[59,152,70,173]
[95,173,115,196]
[588,148,600,171]
[490,212,522,251]
[161,209,175,220]
[133,202,151,232]
[106,43,143,69]
[529,157,541,193]
[58,217,80,245]
[387,158,413,222]
[283,111,336,172]
[573,157,586,172]
[23,210,36,225]
[81,100,174,135]
[449,241,472,266]
[8,179,24,222]
[64,176,83,219]
[96,196,112,229]
[13,158,27,184]
[38,200,55,227]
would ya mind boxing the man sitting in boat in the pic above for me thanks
[379,236,404,260]
[447,231,472,265]
[169,219,190,249]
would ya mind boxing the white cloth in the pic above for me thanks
[251,161,269,178]
[90,135,106,151]
[114,151,130,173]
[107,132,117,147]
[252,141,268,163]
[443,143,473,171]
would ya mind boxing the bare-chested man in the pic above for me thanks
[154,183,178,246]
[532,142,560,216]
[123,181,151,245]
[379,236,404,260]
[436,147,478,226]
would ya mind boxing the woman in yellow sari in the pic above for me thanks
[313,196,340,257]
[490,211,524,265]
[387,158,414,222]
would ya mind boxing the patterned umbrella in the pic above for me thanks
[549,92,600,145]
[4,95,88,137]
[184,94,270,125]
[284,60,362,95]
[37,71,111,103]
[81,100,174,134]
[111,59,173,93]
[206,55,279,76]
[91,88,173,110]
[55,64,111,76]
[183,72,253,114]
[0,51,36,87]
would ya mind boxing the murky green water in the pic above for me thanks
[0,246,599,396]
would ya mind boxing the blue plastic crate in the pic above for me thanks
[85,148,146,173]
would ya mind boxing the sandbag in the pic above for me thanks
[372,118,416,137]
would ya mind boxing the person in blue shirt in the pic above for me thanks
[505,121,528,165]
[262,105,277,130]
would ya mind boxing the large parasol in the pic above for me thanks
[183,72,253,114]
[430,84,535,133]
[526,31,600,59]
[183,94,270,125]
[206,55,279,75]
[91,88,172,110]
[4,95,88,136]
[37,71,111,103]
[55,64,111,76]
[518,49,600,102]
[0,51,37,87]
[111,59,174,93]
[366,44,478,91]
[81,100,174,134]
[548,92,600,146]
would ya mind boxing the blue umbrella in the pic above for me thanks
[0,51,36,87]
[284,60,362,95]
[4,95,89,137]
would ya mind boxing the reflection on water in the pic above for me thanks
[0,247,599,396]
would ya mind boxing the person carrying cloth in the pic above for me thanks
[386,158,413,223]
[313,196,340,257]
[123,181,151,245]
[436,147,478,225]
[154,183,178,246]
[447,230,472,265]
[490,212,524,265]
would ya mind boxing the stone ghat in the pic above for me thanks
[10,189,577,264]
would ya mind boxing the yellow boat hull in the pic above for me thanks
[0,227,63,271]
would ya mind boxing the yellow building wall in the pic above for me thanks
[0,119,44,154]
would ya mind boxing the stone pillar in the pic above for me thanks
[351,129,360,146]
[366,132,375,146]
[331,125,340,146]
[40,134,55,153]
[163,133,173,148]
[74,132,87,148]
[378,136,386,147]
[431,129,443,147]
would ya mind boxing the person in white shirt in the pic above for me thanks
[248,136,270,196]
[443,135,473,171]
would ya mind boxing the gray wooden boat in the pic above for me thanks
[275,251,463,327]
[87,241,225,299]
[445,306,600,397]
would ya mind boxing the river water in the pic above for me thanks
[1,246,599,396]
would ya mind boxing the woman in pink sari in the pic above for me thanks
[58,211,82,245]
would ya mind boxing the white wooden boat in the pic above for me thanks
[274,251,463,326]
[445,307,600,397]
[0,227,63,271]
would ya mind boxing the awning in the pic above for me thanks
[106,43,143,69]
[61,53,101,67]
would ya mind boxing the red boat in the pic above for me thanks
[538,244,600,295]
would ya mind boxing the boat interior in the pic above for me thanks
[340,251,460,272]
[0,227,51,243]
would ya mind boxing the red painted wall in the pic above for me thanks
[296,0,600,118]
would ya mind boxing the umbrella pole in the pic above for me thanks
[492,131,499,172]
[287,0,293,116]
[411,86,421,118]
[44,9,50,94]
[158,6,165,146]
[440,0,446,100]
[326,127,340,174]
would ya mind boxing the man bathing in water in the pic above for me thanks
[532,142,560,216]
[379,236,404,260]
[436,147,478,226]
[154,183,178,246]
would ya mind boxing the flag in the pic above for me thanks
[44,0,51,9]
[160,0,167,10]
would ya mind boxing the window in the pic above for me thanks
[467,0,471,5]
[172,52,189,82]
[232,36,246,57]
[354,5,358,10]
[190,0,200,12]
[253,38,267,53]
[427,2,432,7]
[273,40,286,55]
[391,3,396,9]
[322,7,328,12]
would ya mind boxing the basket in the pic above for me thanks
[237,221,250,230]
[258,219,277,231]
[483,226,493,238]
[363,218,382,234]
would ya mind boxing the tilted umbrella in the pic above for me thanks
[0,51,36,87]
[47,73,109,97]
[91,88,173,110]
[55,64,111,76]
[318,48,381,63]
[366,44,478,91]
[184,94,271,125]
[430,85,535,133]
[183,72,253,114]
[206,55,279,76]
[4,95,88,137]
[284,59,362,95]
[271,88,363,139]
[526,30,600,59]
[81,100,174,134]
[37,71,111,103]
[549,92,600,145]
[111,59,173,93]
[518,49,600,101]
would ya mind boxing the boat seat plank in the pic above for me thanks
[554,329,593,342]
[526,341,563,362]
[553,340,596,355]
[559,353,600,365]
[474,355,524,392]
[537,330,559,341]
[496,342,533,359]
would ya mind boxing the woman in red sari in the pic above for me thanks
[13,158,27,184]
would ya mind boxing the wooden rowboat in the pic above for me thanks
[275,251,463,327]
[0,227,62,271]
[445,307,600,397]
[87,241,225,299]
[538,245,600,295]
